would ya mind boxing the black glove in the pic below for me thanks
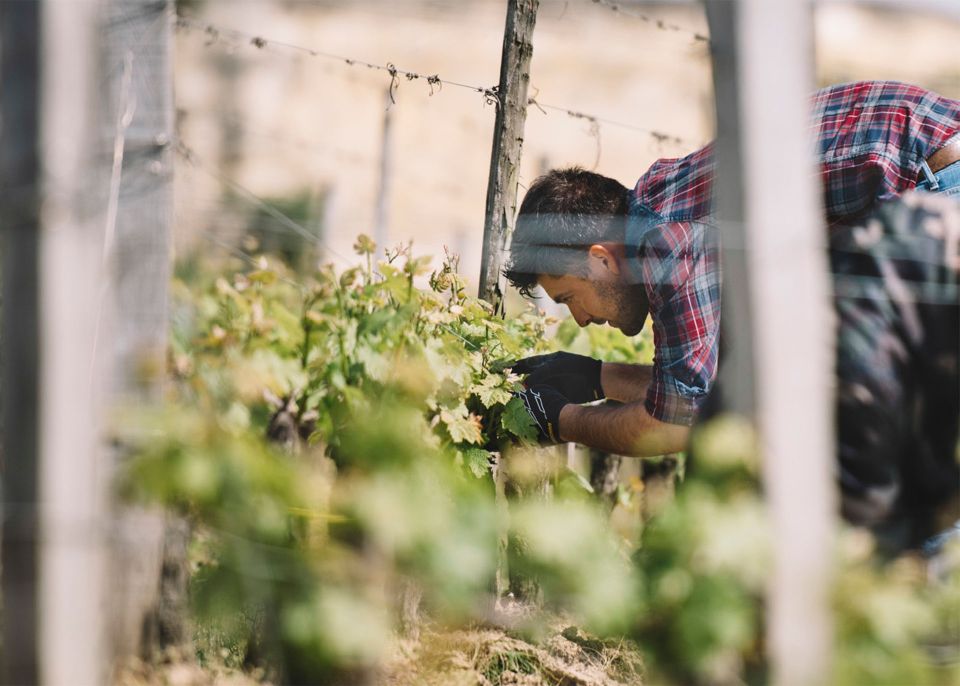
[514,385,570,444]
[510,352,604,404]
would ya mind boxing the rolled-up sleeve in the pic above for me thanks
[639,221,721,426]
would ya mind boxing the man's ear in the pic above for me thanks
[587,243,623,276]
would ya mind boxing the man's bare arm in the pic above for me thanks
[558,401,689,457]
[601,362,653,403]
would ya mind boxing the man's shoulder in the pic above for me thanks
[631,142,716,224]
[810,80,958,139]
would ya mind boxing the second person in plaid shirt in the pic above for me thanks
[506,80,960,456]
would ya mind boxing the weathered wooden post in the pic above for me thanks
[479,0,539,606]
[1,1,107,683]
[706,0,835,683]
[103,0,182,662]
[478,0,540,309]
[0,3,44,681]
[374,88,394,258]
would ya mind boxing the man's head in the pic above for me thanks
[505,167,649,335]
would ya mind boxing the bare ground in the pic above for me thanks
[114,619,645,686]
[384,621,645,686]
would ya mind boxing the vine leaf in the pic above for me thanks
[501,396,538,443]
[440,405,483,445]
[473,375,513,408]
[461,448,492,478]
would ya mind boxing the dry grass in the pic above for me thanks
[114,617,645,686]
[384,620,645,686]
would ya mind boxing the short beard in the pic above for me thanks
[594,281,649,336]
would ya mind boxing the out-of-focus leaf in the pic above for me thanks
[472,374,513,408]
[461,448,491,478]
[440,405,483,445]
[501,396,538,443]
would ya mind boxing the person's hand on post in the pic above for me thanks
[509,352,604,404]
[513,385,570,444]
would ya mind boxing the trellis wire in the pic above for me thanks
[587,0,710,43]
[175,16,694,149]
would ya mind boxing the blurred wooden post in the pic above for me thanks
[374,88,394,258]
[707,0,835,683]
[478,0,539,308]
[103,0,182,661]
[0,2,43,682]
[704,1,756,418]
[40,2,110,682]
[2,0,108,684]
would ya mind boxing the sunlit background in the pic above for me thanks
[174,0,960,291]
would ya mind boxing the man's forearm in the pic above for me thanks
[558,401,689,457]
[601,362,653,403]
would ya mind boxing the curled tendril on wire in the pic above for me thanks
[386,62,399,104]
[482,85,501,109]
[426,74,442,96]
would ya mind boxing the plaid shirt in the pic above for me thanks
[628,81,960,425]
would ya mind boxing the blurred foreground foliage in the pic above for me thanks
[123,240,639,683]
[122,237,959,685]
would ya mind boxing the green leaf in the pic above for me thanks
[461,448,491,478]
[472,375,513,408]
[247,269,277,284]
[501,396,538,443]
[353,234,376,255]
[404,255,432,277]
[440,405,483,445]
[355,344,390,382]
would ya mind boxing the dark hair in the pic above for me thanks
[504,167,630,297]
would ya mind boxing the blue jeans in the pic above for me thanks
[916,158,960,198]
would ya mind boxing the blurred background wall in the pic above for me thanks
[173,0,960,286]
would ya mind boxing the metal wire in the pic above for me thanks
[175,16,692,147]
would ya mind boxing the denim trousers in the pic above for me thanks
[916,158,960,198]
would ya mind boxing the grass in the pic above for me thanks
[482,648,542,684]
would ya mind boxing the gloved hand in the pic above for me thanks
[514,385,570,444]
[510,352,604,404]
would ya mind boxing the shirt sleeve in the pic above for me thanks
[639,221,722,426]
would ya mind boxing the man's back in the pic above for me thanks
[632,81,960,229]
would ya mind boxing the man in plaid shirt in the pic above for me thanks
[506,81,960,538]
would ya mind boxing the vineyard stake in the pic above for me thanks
[478,0,540,311]
[707,1,835,683]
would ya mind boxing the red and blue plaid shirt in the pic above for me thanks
[629,81,960,425]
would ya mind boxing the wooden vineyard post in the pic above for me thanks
[704,1,756,418]
[102,0,182,662]
[1,1,108,683]
[707,0,835,683]
[0,3,43,682]
[480,0,539,607]
[478,0,539,309]
[374,87,394,258]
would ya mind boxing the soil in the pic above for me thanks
[114,619,645,686]
[384,621,645,686]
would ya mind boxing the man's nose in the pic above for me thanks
[569,307,591,328]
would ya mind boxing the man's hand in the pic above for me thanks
[514,385,570,444]
[510,352,603,404]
